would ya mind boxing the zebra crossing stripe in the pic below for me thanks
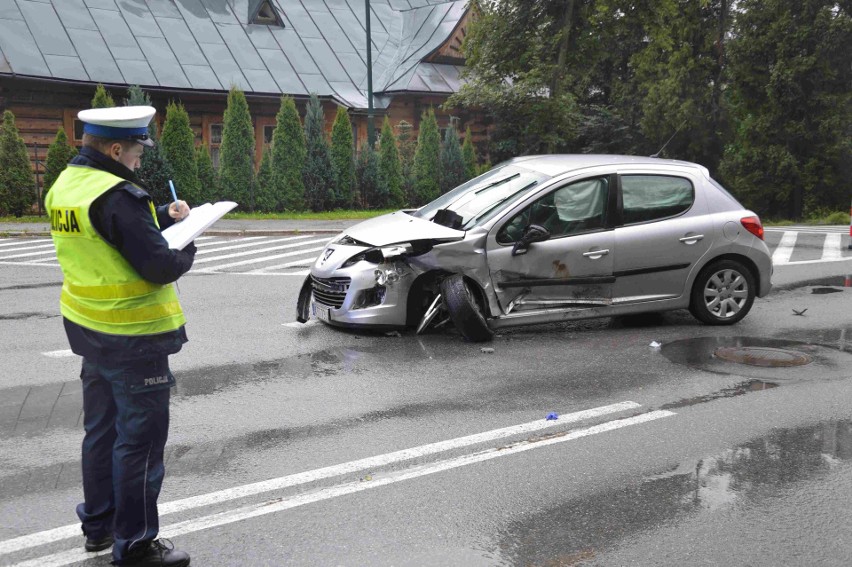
[771,231,797,265]
[195,246,327,271]
[0,249,57,260]
[822,233,842,261]
[196,235,313,255]
[195,236,269,248]
[192,238,330,265]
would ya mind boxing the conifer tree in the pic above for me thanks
[91,84,115,108]
[462,126,477,181]
[160,101,201,205]
[125,85,174,204]
[396,120,417,206]
[219,86,255,208]
[0,111,35,217]
[43,128,77,206]
[195,143,218,204]
[302,94,334,211]
[412,109,441,205]
[378,117,405,208]
[440,123,466,194]
[330,106,355,208]
[271,96,305,211]
[255,145,276,212]
[355,144,379,209]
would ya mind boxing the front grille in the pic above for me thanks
[311,276,351,309]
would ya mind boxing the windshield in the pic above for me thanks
[412,165,548,229]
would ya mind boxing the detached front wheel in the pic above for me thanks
[440,274,494,342]
[689,260,755,325]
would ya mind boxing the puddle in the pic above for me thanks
[497,420,852,566]
[0,282,62,292]
[660,336,852,381]
[661,380,778,410]
[776,276,848,291]
[812,287,843,294]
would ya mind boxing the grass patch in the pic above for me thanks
[223,209,397,221]
[0,215,47,223]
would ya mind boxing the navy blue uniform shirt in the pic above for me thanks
[61,146,196,362]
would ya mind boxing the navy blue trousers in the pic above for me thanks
[77,356,175,564]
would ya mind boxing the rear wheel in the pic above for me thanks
[440,274,494,342]
[689,259,755,325]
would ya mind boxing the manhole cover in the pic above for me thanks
[713,346,812,367]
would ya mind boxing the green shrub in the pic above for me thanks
[219,86,255,208]
[356,144,380,208]
[412,109,441,205]
[330,106,355,208]
[272,96,306,211]
[378,117,405,208]
[0,111,36,217]
[195,143,218,204]
[462,126,477,181]
[440,123,465,194]
[91,84,115,108]
[255,146,277,212]
[160,101,200,205]
[396,120,417,206]
[43,128,77,206]
[302,94,334,211]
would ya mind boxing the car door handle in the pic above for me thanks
[582,249,609,258]
[679,234,704,244]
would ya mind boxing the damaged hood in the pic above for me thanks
[342,211,465,246]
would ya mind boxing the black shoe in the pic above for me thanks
[85,534,114,552]
[120,539,190,567]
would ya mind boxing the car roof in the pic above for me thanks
[504,154,705,177]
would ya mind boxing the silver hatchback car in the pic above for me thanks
[297,155,772,342]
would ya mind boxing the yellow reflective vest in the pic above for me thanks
[45,165,186,336]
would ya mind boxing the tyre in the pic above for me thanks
[440,274,494,342]
[689,259,756,325]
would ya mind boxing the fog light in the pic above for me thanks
[352,286,386,309]
[374,269,387,285]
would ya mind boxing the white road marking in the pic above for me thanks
[7,410,674,567]
[247,256,317,273]
[822,233,842,261]
[0,243,54,254]
[765,226,847,234]
[194,246,326,271]
[282,320,317,328]
[0,249,56,260]
[0,240,50,248]
[195,237,276,252]
[192,238,329,265]
[0,261,59,268]
[0,401,641,556]
[41,350,75,358]
[771,231,797,265]
[783,256,852,266]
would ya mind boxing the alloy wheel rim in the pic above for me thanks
[703,268,749,319]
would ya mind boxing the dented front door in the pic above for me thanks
[484,175,615,314]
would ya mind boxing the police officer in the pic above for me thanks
[45,106,193,567]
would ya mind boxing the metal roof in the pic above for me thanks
[0,0,467,109]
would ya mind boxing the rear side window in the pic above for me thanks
[621,175,693,225]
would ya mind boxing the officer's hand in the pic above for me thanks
[183,241,197,257]
[169,200,191,221]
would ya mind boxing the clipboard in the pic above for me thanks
[161,201,238,250]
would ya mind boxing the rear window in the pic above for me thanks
[621,175,693,224]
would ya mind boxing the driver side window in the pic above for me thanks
[497,177,609,244]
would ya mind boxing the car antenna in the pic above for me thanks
[650,119,687,158]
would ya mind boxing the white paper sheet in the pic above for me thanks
[161,201,238,250]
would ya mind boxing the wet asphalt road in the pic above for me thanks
[1,242,852,566]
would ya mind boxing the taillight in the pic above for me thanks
[741,216,764,240]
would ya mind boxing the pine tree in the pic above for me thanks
[0,111,35,217]
[378,117,405,208]
[355,144,380,209]
[440,123,466,194]
[42,128,77,206]
[462,126,477,181]
[396,120,417,206]
[302,94,334,211]
[254,146,276,212]
[125,85,174,204]
[91,84,115,108]
[195,143,218,204]
[219,86,255,208]
[136,120,175,205]
[330,106,355,208]
[160,101,201,205]
[412,109,441,205]
[271,96,306,211]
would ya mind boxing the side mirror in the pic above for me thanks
[511,224,550,256]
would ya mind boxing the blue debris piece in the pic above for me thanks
[545,412,559,421]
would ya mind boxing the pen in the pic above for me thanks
[168,180,179,207]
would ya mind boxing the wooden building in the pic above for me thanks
[0,0,486,186]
